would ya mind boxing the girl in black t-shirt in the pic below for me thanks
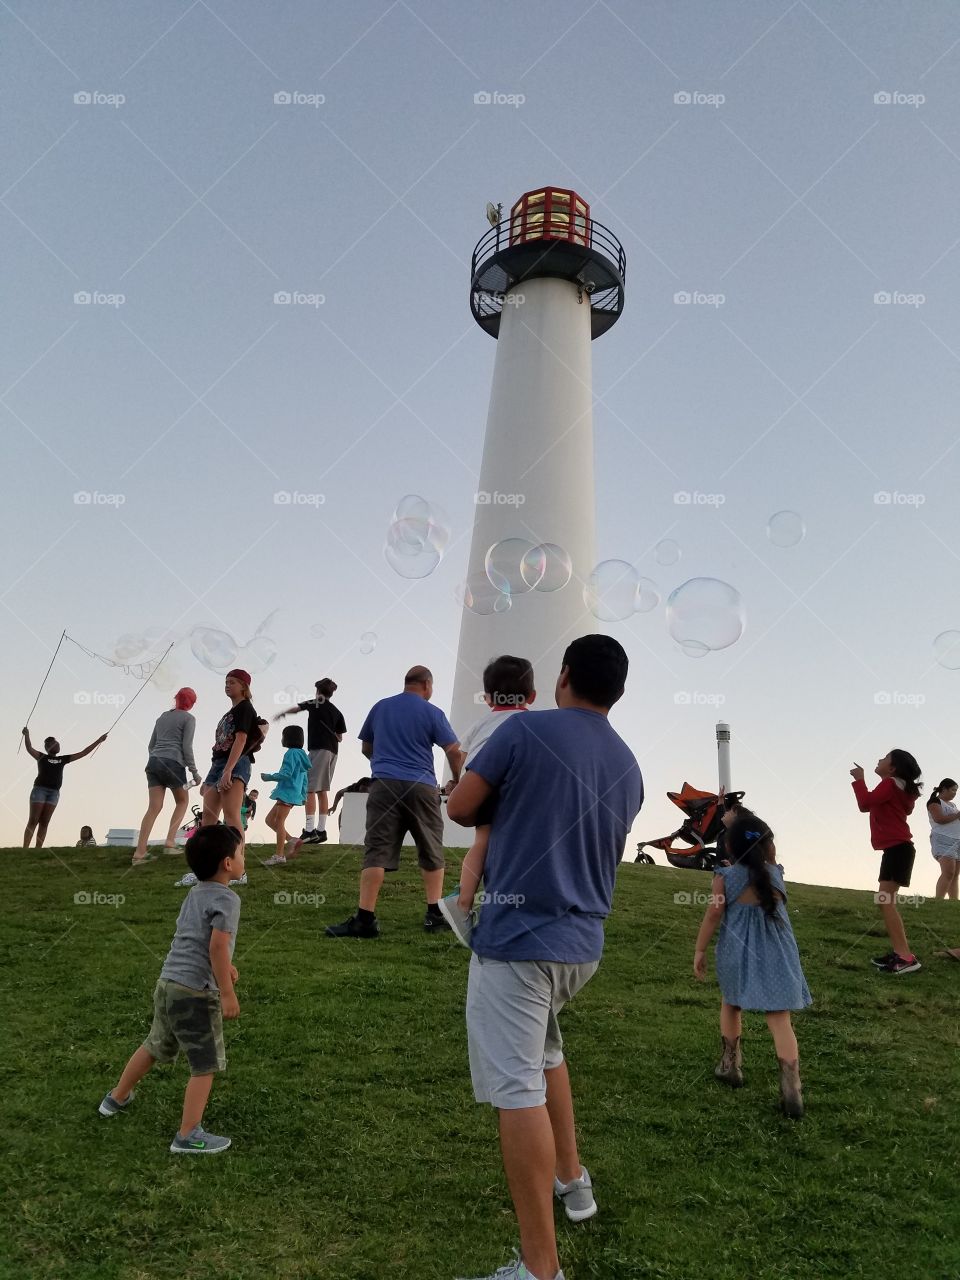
[200,669,261,837]
[22,727,107,848]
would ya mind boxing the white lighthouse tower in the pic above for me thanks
[450,187,626,737]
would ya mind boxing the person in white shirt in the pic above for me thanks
[440,656,535,941]
[927,777,960,899]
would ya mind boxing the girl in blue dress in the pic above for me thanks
[260,725,311,866]
[694,811,811,1118]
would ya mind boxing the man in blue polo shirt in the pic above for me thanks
[325,665,461,939]
[446,634,643,1280]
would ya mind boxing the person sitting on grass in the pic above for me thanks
[260,725,312,866]
[76,825,97,847]
[440,655,536,944]
[693,811,811,1119]
[98,824,244,1155]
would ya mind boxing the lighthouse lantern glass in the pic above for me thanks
[509,187,590,248]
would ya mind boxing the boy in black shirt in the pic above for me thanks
[273,677,346,843]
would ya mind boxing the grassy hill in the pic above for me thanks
[2,845,959,1280]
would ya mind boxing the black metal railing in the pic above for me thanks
[470,216,627,285]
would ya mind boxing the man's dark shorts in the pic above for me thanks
[362,778,445,872]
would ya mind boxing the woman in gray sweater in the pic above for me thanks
[132,688,202,865]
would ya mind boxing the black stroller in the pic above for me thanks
[636,783,745,871]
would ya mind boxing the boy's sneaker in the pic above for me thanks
[423,909,452,933]
[871,950,897,968]
[882,953,921,975]
[98,1089,134,1117]
[169,1125,231,1155]
[554,1166,597,1222]
[457,1250,564,1280]
[325,913,380,938]
[438,889,476,948]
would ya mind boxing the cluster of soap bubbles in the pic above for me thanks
[189,612,279,675]
[384,495,451,580]
[459,538,574,614]
[583,561,660,622]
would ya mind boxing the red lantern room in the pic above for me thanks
[471,184,625,340]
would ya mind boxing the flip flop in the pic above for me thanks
[131,851,159,866]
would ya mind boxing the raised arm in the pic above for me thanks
[851,776,890,812]
[67,733,108,762]
[21,728,41,760]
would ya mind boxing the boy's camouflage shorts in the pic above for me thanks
[142,979,226,1075]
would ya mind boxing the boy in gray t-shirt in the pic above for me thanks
[98,826,244,1154]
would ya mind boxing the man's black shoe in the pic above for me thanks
[325,913,380,938]
[423,911,452,933]
[316,830,328,844]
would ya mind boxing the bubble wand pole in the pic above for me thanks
[19,628,66,753]
[92,643,174,753]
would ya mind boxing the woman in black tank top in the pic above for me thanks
[22,727,107,848]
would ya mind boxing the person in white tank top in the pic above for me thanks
[926,777,960,899]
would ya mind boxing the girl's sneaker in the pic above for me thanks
[871,950,896,968]
[554,1166,597,1221]
[261,854,286,866]
[169,1125,231,1155]
[882,953,921,974]
[98,1089,134,1117]
[457,1250,564,1280]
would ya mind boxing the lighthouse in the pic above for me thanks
[449,187,626,738]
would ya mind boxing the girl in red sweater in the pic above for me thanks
[850,749,922,974]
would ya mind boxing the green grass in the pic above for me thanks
[2,846,959,1280]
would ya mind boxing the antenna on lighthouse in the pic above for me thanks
[485,201,501,227]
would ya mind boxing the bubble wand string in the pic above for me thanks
[19,628,66,753]
[92,642,175,754]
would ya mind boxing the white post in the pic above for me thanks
[449,276,597,739]
[716,721,731,793]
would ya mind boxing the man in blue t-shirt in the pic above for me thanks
[446,634,643,1280]
[325,665,461,939]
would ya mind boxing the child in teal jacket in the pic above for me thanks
[260,726,311,865]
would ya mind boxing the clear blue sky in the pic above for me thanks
[4,1,960,892]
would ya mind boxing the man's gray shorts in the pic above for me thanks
[362,777,445,872]
[466,953,599,1109]
[308,748,337,792]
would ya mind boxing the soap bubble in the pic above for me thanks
[634,577,660,614]
[384,497,450,579]
[933,631,960,671]
[114,633,147,662]
[242,636,277,674]
[309,623,326,640]
[667,578,744,654]
[359,631,378,655]
[459,571,511,615]
[151,651,187,693]
[521,543,573,592]
[583,560,640,622]
[485,539,539,594]
[654,539,680,567]
[190,627,238,671]
[767,510,805,548]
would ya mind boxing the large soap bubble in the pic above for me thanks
[933,631,960,671]
[190,627,238,671]
[520,543,573,592]
[485,539,540,594]
[583,560,640,622]
[667,578,744,654]
[766,510,805,548]
[458,571,511,615]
